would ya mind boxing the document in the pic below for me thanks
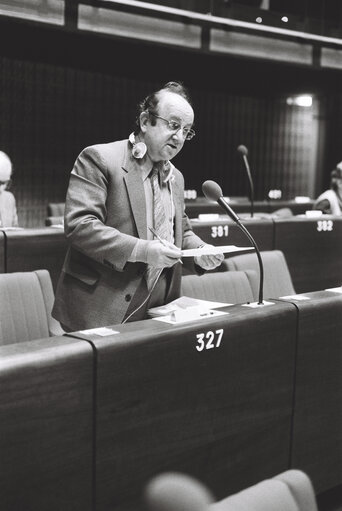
[148,296,231,318]
[181,245,254,257]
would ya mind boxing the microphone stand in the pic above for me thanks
[242,154,254,218]
[217,197,264,305]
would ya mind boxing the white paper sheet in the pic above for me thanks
[181,245,254,257]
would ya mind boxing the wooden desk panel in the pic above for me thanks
[268,199,314,215]
[72,302,297,510]
[0,231,5,272]
[185,199,314,218]
[185,198,267,218]
[274,216,342,293]
[0,336,94,511]
[191,217,274,250]
[3,227,67,290]
[280,291,342,493]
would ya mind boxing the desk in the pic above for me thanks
[71,301,297,510]
[0,336,94,511]
[1,227,67,290]
[185,198,314,218]
[190,217,274,250]
[268,199,314,215]
[280,290,342,493]
[273,216,342,293]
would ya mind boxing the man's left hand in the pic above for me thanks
[194,244,224,270]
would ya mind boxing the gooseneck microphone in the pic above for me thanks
[237,144,254,218]
[202,180,264,305]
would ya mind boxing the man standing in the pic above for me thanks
[53,82,223,330]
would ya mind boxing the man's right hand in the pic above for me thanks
[146,240,182,268]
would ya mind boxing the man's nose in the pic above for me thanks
[172,129,185,142]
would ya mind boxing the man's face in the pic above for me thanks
[0,162,11,195]
[140,91,194,163]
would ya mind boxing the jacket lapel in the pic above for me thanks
[122,152,147,240]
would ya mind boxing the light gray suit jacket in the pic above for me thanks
[0,190,18,227]
[52,139,203,330]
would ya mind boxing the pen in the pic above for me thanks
[149,227,183,265]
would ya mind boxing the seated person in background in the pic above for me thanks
[0,151,18,227]
[314,164,342,215]
[53,81,224,331]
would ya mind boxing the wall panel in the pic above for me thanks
[0,31,321,226]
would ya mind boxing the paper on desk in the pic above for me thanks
[181,245,254,257]
[78,327,119,336]
[148,296,231,317]
[153,308,228,324]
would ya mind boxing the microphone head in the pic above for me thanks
[237,144,248,156]
[202,180,223,202]
[144,472,213,511]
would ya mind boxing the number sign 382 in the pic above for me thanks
[317,220,333,232]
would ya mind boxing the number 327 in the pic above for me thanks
[196,329,224,351]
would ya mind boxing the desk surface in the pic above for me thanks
[71,301,297,510]
[0,336,94,511]
[185,198,314,217]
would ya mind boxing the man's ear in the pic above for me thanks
[139,111,149,133]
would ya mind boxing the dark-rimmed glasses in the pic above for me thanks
[149,112,195,141]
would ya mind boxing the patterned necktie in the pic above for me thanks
[145,167,170,290]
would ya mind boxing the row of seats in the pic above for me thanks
[0,250,294,345]
[183,250,295,303]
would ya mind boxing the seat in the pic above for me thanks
[181,270,257,304]
[45,215,64,226]
[222,250,295,299]
[47,202,65,216]
[144,470,318,511]
[0,270,64,345]
[211,470,318,511]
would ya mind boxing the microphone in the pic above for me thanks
[202,180,264,305]
[237,144,254,218]
[144,472,213,511]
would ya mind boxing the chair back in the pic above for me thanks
[223,250,295,299]
[45,215,64,226]
[211,470,318,511]
[0,270,64,345]
[144,470,317,511]
[181,270,257,304]
[47,202,65,216]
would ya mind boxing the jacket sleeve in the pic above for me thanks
[64,146,137,272]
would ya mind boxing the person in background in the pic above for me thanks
[313,163,342,215]
[0,151,18,228]
[53,81,224,331]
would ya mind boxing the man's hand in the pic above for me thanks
[146,240,182,268]
[194,244,224,270]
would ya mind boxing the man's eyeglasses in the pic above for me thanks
[149,112,195,141]
[0,179,11,187]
